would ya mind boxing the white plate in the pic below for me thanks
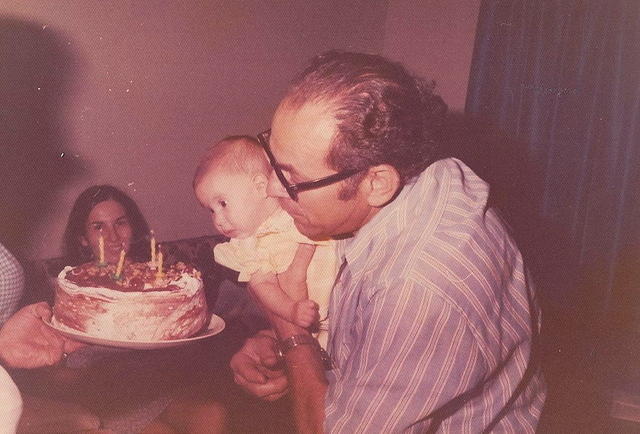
[44,314,225,350]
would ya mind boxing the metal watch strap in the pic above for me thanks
[277,334,333,370]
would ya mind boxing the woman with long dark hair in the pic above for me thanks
[62,185,150,266]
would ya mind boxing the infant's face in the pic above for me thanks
[194,170,268,239]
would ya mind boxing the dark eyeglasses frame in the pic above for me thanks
[257,129,362,201]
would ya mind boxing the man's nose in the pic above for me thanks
[266,170,289,198]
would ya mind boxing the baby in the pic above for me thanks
[193,136,337,347]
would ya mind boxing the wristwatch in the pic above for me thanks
[277,334,333,370]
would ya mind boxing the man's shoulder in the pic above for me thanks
[347,157,518,300]
[375,200,522,301]
[379,158,492,248]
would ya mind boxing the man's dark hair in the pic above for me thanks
[284,50,448,198]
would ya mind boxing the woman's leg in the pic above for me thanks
[142,397,228,434]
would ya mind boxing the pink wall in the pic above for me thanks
[383,0,481,111]
[0,1,479,260]
[1,1,387,259]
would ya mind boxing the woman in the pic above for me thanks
[63,185,150,266]
[53,185,171,428]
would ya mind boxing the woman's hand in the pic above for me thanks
[230,330,289,401]
[277,244,316,301]
[0,302,84,369]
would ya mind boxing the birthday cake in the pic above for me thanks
[52,261,208,341]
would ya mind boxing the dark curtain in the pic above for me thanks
[466,0,640,336]
[464,1,640,428]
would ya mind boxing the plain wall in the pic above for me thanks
[383,0,481,110]
[0,1,479,260]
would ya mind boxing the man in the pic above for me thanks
[231,51,546,432]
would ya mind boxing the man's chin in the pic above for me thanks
[291,219,313,237]
[295,221,356,242]
[292,220,331,241]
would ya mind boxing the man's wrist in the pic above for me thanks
[277,334,333,370]
[266,310,333,369]
[269,311,305,340]
[277,334,317,357]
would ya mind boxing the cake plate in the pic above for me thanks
[43,314,225,349]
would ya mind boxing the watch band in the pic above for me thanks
[277,334,333,370]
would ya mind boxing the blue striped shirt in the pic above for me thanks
[325,159,546,433]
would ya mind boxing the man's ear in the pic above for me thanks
[252,173,269,197]
[80,236,89,247]
[363,164,401,207]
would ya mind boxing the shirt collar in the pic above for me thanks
[337,160,447,265]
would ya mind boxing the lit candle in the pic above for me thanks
[98,232,105,264]
[114,248,126,278]
[150,230,156,266]
[155,250,164,278]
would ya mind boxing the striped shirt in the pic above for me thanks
[0,243,24,326]
[324,159,546,433]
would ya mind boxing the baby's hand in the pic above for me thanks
[291,300,320,328]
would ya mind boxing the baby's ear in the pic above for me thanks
[252,173,269,197]
[79,236,89,247]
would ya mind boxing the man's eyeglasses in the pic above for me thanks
[257,129,362,201]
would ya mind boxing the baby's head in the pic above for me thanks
[194,136,279,239]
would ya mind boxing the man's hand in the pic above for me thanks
[230,330,288,401]
[0,302,85,369]
[278,244,316,301]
